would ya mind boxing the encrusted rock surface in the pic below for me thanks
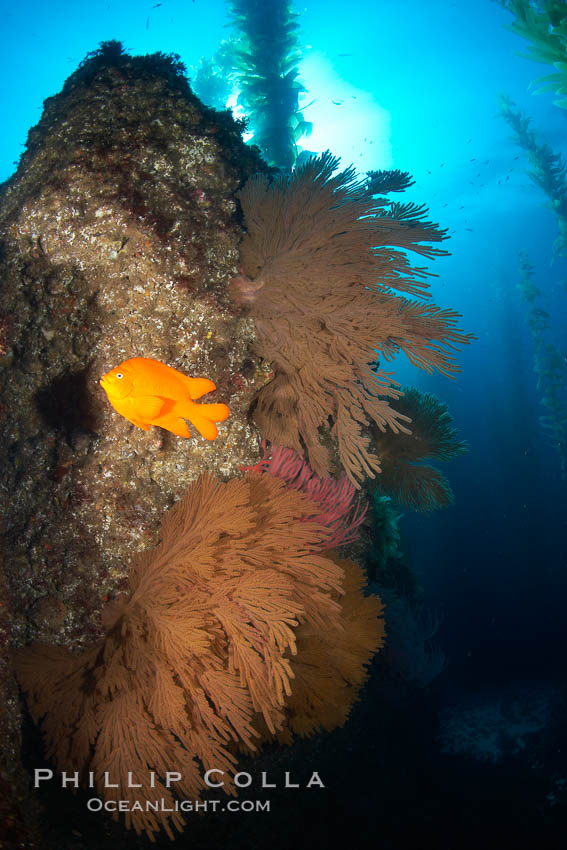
[0,45,270,832]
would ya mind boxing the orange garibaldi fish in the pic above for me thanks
[100,357,230,440]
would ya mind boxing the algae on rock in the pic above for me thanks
[0,43,269,657]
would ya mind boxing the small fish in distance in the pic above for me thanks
[100,357,229,440]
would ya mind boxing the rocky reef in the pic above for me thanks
[0,39,473,849]
[0,43,270,835]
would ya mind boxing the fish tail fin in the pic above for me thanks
[186,402,230,440]
[189,415,219,440]
[200,403,230,422]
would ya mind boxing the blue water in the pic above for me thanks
[2,0,566,846]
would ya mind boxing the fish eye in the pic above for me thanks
[116,373,123,379]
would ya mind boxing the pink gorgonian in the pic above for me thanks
[248,442,368,550]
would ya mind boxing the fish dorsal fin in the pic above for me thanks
[132,395,166,421]
[181,375,216,400]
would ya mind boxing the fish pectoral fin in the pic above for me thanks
[182,376,217,400]
[131,396,167,421]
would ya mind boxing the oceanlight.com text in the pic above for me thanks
[87,798,271,814]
